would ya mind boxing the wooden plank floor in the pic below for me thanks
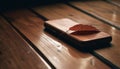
[1,0,120,69]
[69,1,120,67]
[70,1,120,29]
[32,3,120,68]
[0,16,50,69]
[3,9,111,69]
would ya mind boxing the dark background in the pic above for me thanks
[0,0,78,11]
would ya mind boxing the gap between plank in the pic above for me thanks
[89,51,120,69]
[105,0,120,8]
[0,13,56,69]
[65,2,120,30]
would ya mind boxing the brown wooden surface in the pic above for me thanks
[110,0,120,4]
[70,1,120,29]
[32,4,120,67]
[4,9,111,69]
[109,0,120,7]
[0,16,50,69]
[96,29,120,67]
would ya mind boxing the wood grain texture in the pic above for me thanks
[4,9,110,69]
[70,1,120,29]
[0,16,50,69]
[32,4,120,67]
[109,0,120,7]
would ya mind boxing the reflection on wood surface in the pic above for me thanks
[0,16,50,69]
[33,3,120,67]
[70,1,120,29]
[4,9,110,69]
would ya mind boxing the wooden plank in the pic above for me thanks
[32,4,120,67]
[0,16,50,69]
[96,29,120,67]
[70,1,120,29]
[4,9,111,69]
[108,0,120,7]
